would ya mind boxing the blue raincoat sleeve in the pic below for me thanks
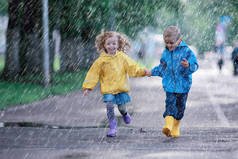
[151,57,167,77]
[186,48,199,74]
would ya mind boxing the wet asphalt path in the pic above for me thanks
[0,59,238,159]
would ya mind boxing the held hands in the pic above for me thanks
[145,69,152,77]
[181,58,189,68]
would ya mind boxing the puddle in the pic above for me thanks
[0,121,106,130]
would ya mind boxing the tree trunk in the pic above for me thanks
[59,2,98,72]
[1,0,21,81]
[80,41,98,69]
[48,0,60,73]
[49,39,55,73]
[60,38,98,72]
[19,0,42,76]
[60,38,82,72]
[60,25,98,72]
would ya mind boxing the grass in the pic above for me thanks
[54,55,60,72]
[0,54,5,71]
[0,54,88,110]
[0,71,87,110]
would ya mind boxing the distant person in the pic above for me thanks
[215,15,231,71]
[82,31,150,137]
[231,42,238,76]
[137,42,146,59]
[215,22,225,71]
[147,26,199,138]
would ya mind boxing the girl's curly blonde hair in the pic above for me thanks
[95,30,131,53]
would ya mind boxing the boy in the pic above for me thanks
[147,26,199,137]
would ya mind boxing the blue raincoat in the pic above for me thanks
[151,41,199,93]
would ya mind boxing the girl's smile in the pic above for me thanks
[104,36,119,55]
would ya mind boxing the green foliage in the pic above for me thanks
[114,0,164,38]
[0,0,8,15]
[60,0,110,40]
[53,55,60,72]
[0,54,5,71]
[3,0,238,54]
[58,0,182,40]
[0,70,87,109]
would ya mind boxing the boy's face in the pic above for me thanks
[164,36,179,52]
[104,36,119,55]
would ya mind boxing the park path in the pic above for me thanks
[0,58,238,159]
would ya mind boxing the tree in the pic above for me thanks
[1,0,21,81]
[59,0,109,72]
[19,0,43,76]
[6,0,238,84]
[57,0,179,72]
[2,0,55,84]
[114,0,182,38]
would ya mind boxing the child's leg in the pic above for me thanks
[118,104,127,116]
[234,60,238,75]
[106,102,115,121]
[162,92,177,137]
[163,92,177,118]
[106,101,117,137]
[118,104,131,124]
[176,93,188,120]
[171,93,188,138]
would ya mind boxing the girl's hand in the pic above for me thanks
[145,69,152,76]
[181,58,189,68]
[83,89,89,96]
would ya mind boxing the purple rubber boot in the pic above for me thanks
[106,120,117,137]
[123,112,131,124]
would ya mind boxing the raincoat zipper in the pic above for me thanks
[171,51,176,91]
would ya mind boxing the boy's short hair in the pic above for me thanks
[163,26,181,40]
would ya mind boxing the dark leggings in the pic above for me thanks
[106,102,127,121]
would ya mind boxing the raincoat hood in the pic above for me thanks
[177,40,187,47]
[165,40,188,52]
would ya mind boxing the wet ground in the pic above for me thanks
[0,58,238,159]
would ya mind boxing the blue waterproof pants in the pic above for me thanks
[163,92,188,120]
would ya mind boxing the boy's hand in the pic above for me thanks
[181,58,189,67]
[83,89,89,96]
[145,69,152,76]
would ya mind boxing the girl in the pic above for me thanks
[83,31,149,137]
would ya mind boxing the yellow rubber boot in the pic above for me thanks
[171,119,180,138]
[162,116,174,137]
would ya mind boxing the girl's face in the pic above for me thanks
[104,36,119,55]
[164,36,180,52]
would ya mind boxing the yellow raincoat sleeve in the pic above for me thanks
[123,53,146,77]
[82,59,102,90]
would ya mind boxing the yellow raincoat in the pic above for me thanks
[82,51,146,94]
